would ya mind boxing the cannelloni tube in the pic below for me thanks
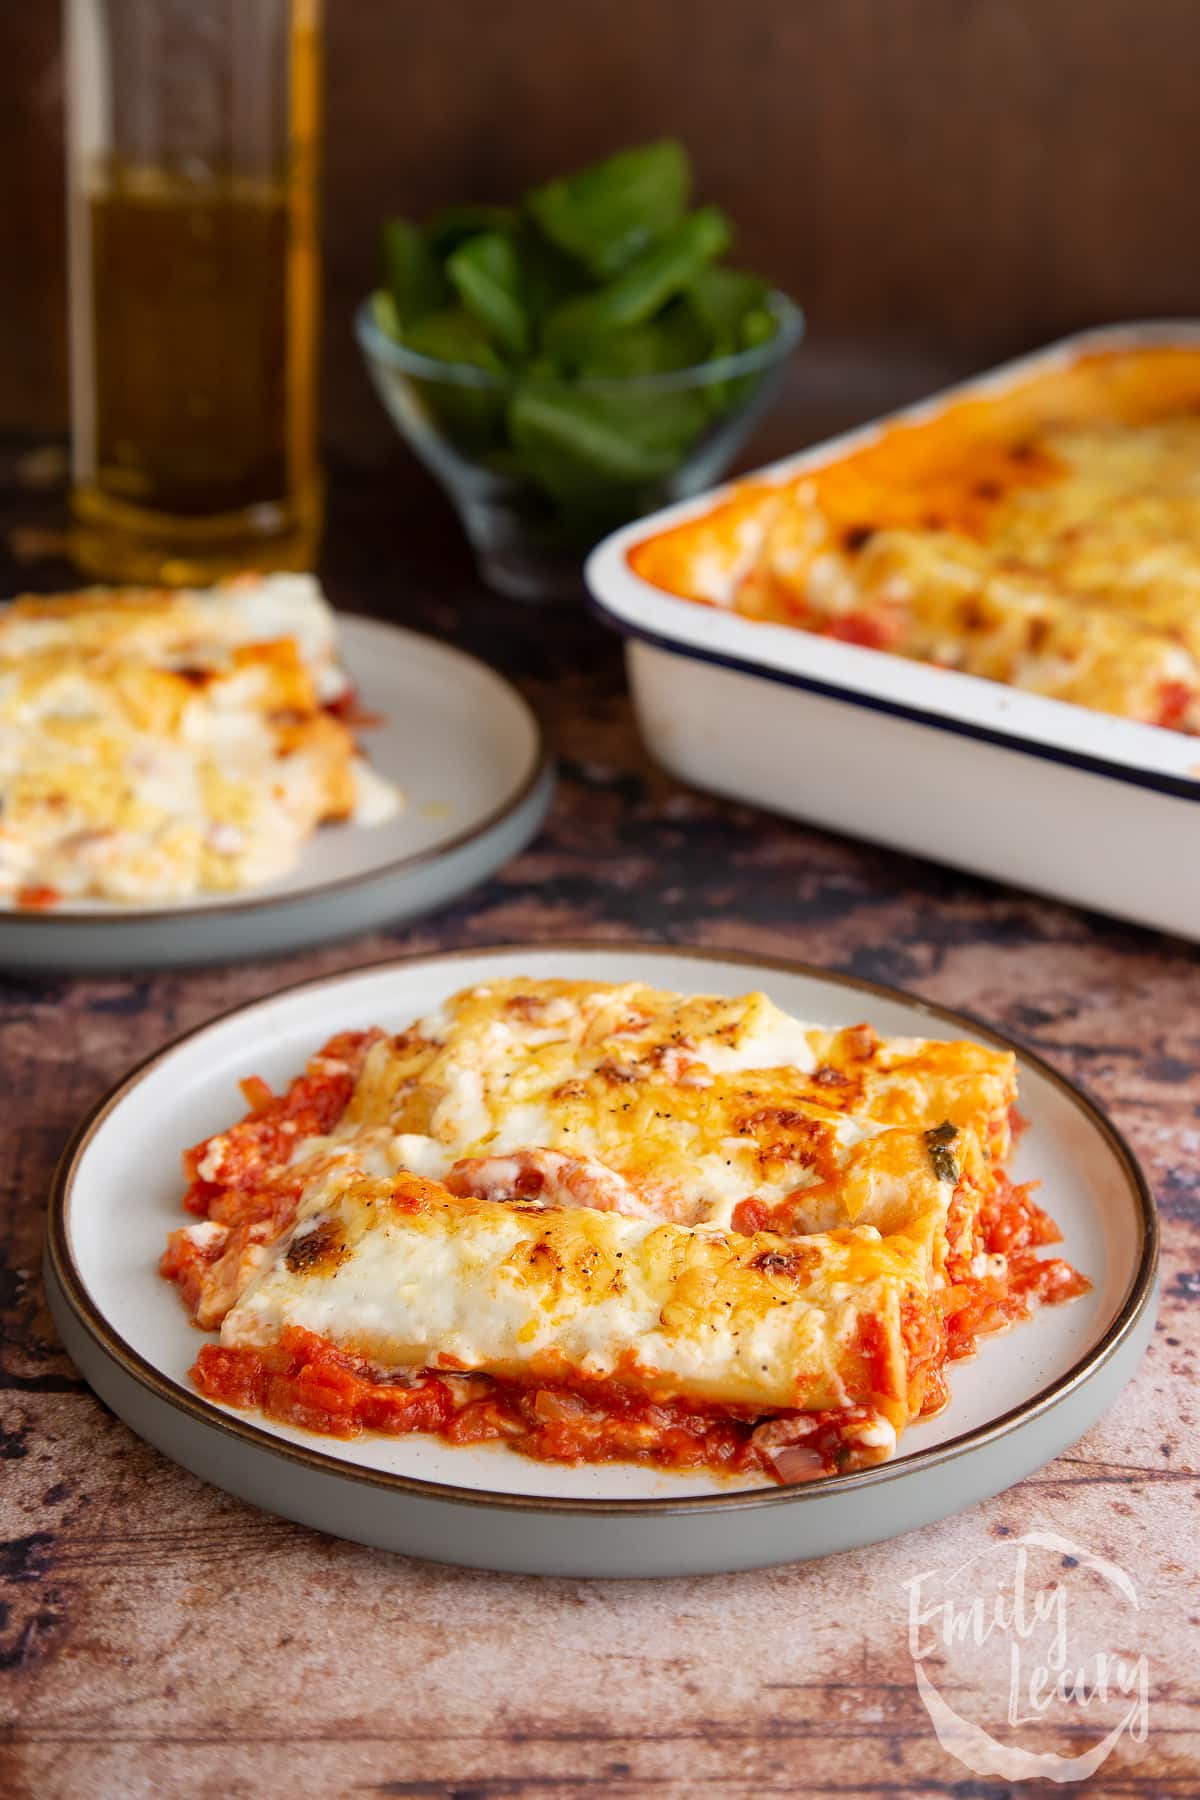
[220,1170,942,1427]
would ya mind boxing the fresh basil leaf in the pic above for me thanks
[508,379,708,500]
[370,144,785,536]
[740,305,778,349]
[686,265,770,357]
[513,225,588,326]
[527,139,690,279]
[401,307,506,371]
[424,203,519,257]
[401,308,509,450]
[382,218,450,324]
[371,290,404,342]
[541,207,731,358]
[446,231,531,360]
[682,270,777,415]
[574,303,708,380]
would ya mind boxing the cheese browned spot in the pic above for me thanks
[630,344,1200,733]
[0,573,401,905]
[164,977,1087,1485]
[165,979,1018,1332]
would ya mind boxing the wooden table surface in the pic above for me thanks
[1,441,1197,1799]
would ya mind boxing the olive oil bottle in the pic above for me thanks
[64,0,321,584]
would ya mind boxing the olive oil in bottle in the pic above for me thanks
[65,0,321,584]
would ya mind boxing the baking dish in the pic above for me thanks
[585,324,1200,941]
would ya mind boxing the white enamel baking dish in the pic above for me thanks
[586,324,1200,942]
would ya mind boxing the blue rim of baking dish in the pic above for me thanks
[584,590,1200,804]
[45,939,1159,1518]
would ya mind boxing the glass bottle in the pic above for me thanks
[63,0,322,585]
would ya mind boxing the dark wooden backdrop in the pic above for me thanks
[3,0,1199,452]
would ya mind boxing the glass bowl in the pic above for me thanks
[356,292,804,601]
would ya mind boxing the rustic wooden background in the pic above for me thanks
[0,441,1197,1797]
[1,4,1199,1793]
[3,0,1200,447]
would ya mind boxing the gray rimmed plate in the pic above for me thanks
[44,943,1158,1577]
[1,617,553,972]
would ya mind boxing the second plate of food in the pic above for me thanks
[0,596,552,972]
[45,943,1156,1576]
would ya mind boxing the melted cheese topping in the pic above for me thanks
[0,573,343,695]
[164,982,1087,1475]
[222,1168,935,1419]
[282,978,1013,1235]
[630,345,1200,732]
[0,574,401,903]
[165,981,1053,1468]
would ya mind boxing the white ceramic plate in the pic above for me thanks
[45,944,1158,1577]
[1,617,553,971]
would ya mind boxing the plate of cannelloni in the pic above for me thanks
[45,944,1157,1575]
[0,576,551,969]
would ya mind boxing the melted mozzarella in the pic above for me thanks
[697,1013,819,1076]
[0,575,401,903]
[267,980,1004,1243]
[223,1172,924,1415]
[631,354,1200,732]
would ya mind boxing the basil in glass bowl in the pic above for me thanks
[356,141,803,600]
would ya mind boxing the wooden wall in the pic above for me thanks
[3,0,1198,450]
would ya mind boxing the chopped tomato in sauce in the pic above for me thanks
[730,1196,773,1235]
[161,1030,384,1325]
[942,1170,1089,1362]
[825,611,899,651]
[180,1027,381,1223]
[192,1328,887,1484]
[1008,1102,1031,1141]
[15,884,61,910]
[1158,679,1194,730]
[324,684,385,728]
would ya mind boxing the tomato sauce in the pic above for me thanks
[825,611,900,651]
[15,884,62,910]
[192,1328,893,1485]
[942,1169,1089,1363]
[182,1027,379,1213]
[161,1029,385,1324]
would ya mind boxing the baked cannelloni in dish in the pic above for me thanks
[0,573,400,907]
[163,979,1088,1483]
[629,345,1200,733]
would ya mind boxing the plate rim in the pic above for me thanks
[0,615,550,928]
[46,938,1160,1517]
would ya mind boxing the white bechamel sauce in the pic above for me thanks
[0,573,336,668]
[195,1139,229,1183]
[411,1005,452,1044]
[697,1014,820,1076]
[687,511,774,609]
[265,995,913,1234]
[430,1057,494,1148]
[0,575,401,903]
[844,1415,896,1452]
[352,761,403,826]
[386,1133,453,1180]
[224,1179,884,1410]
[183,1220,227,1248]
